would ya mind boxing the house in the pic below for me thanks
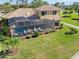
[36,5,61,20]
[2,5,61,37]
[35,5,61,26]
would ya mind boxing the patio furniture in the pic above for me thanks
[18,32,24,36]
[34,28,38,32]
[13,33,19,37]
[37,27,43,32]
[24,30,27,35]
[27,29,32,34]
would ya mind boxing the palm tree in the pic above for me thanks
[0,36,20,51]
[10,37,20,49]
[16,0,28,8]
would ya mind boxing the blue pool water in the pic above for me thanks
[15,27,27,33]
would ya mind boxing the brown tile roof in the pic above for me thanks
[3,8,35,19]
[36,5,61,11]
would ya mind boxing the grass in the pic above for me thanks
[3,12,79,59]
[61,13,79,26]
[5,25,79,59]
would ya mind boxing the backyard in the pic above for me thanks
[0,1,79,59]
[5,25,79,59]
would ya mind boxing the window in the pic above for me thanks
[53,11,57,15]
[41,11,47,16]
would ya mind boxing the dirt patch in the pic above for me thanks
[36,53,47,59]
[8,48,19,56]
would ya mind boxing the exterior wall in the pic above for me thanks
[9,28,15,37]
[9,24,16,37]
[37,11,60,20]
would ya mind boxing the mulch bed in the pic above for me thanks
[8,48,19,56]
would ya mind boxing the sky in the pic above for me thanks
[0,0,79,5]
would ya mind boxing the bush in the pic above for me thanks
[62,15,71,18]
[69,10,73,14]
[1,20,9,36]
[72,18,79,20]
[32,32,39,38]
[65,27,77,35]
[69,27,77,33]
[59,24,63,29]
[63,10,73,14]
[63,11,68,14]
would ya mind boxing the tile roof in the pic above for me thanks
[36,5,61,11]
[3,8,35,19]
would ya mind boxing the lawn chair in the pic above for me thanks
[24,30,27,35]
[38,27,43,32]
[13,33,19,37]
[27,29,32,34]
[34,28,38,32]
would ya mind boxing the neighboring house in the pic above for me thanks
[2,5,61,37]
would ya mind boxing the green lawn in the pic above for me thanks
[6,26,79,59]
[61,13,79,26]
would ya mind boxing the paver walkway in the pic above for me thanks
[61,22,79,29]
[71,52,79,59]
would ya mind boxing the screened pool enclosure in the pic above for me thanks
[8,17,55,36]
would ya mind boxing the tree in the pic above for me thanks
[16,0,28,8]
[0,36,20,58]
[72,2,79,16]
[42,1,49,5]
[54,2,61,8]
[60,2,65,9]
[0,36,20,50]
[72,2,79,10]
[31,0,49,8]
[0,2,15,14]
[10,37,20,49]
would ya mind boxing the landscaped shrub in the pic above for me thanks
[62,15,71,18]
[69,27,77,34]
[44,32,49,34]
[1,20,9,36]
[63,10,73,14]
[26,36,30,39]
[63,10,68,14]
[65,27,77,35]
[5,49,13,55]
[0,50,6,58]
[32,32,39,38]
[59,24,63,29]
[69,10,73,14]
[72,18,79,20]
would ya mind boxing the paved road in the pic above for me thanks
[61,22,79,30]
[71,52,79,59]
